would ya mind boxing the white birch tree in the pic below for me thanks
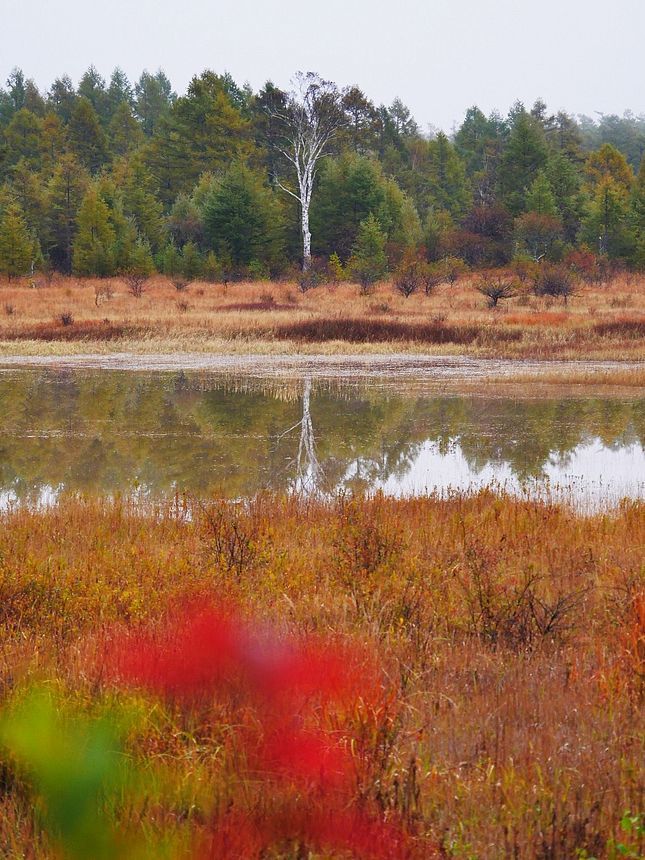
[267,72,345,272]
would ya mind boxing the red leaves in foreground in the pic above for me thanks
[200,807,420,860]
[103,602,435,859]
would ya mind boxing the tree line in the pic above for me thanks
[0,65,644,282]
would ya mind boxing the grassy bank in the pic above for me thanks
[0,493,642,858]
[0,274,643,360]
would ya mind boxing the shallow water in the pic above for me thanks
[0,368,642,508]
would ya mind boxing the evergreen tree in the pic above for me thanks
[582,177,635,259]
[46,154,89,271]
[134,70,175,136]
[145,72,256,204]
[47,76,77,123]
[77,66,110,124]
[201,163,284,269]
[417,132,471,219]
[630,158,645,267]
[525,170,557,216]
[72,186,116,275]
[349,213,388,288]
[41,113,67,174]
[69,97,109,173]
[112,154,164,250]
[312,153,419,260]
[108,102,144,156]
[3,108,44,171]
[546,152,584,243]
[8,159,48,244]
[107,68,134,117]
[180,241,203,279]
[499,110,549,214]
[0,203,34,278]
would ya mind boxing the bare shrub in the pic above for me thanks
[172,278,189,292]
[59,311,74,327]
[533,264,578,305]
[393,256,424,298]
[441,256,469,288]
[124,273,147,298]
[176,300,190,313]
[476,273,519,308]
[4,303,15,316]
[94,282,114,307]
[421,261,443,296]
[259,290,276,306]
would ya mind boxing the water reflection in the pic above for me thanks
[0,369,642,507]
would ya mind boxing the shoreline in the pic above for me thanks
[1,350,643,387]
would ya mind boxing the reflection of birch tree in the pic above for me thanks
[275,377,324,494]
[294,377,324,493]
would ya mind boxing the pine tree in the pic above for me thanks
[180,241,203,279]
[348,214,388,290]
[108,102,144,157]
[68,97,108,173]
[525,171,557,216]
[422,132,471,219]
[0,203,34,278]
[46,154,89,272]
[499,110,549,214]
[630,157,645,268]
[582,177,635,259]
[202,163,284,269]
[72,186,116,275]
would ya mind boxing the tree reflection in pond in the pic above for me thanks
[0,369,642,506]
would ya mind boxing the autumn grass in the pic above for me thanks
[0,492,643,858]
[0,273,643,361]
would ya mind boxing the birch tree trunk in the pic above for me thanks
[301,197,312,271]
[267,73,345,272]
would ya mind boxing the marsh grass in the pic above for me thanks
[0,273,643,359]
[0,492,642,858]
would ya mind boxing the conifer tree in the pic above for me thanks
[525,170,557,216]
[108,102,144,156]
[202,163,284,269]
[582,177,635,259]
[69,97,108,173]
[0,203,34,278]
[46,154,89,271]
[630,158,645,268]
[72,186,116,275]
[348,213,388,289]
[499,110,549,214]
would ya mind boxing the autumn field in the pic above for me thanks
[0,492,643,859]
[0,271,643,362]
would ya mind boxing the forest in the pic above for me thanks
[0,66,645,283]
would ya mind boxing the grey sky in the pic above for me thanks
[2,0,644,131]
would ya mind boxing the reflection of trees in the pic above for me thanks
[0,369,642,500]
[293,378,323,494]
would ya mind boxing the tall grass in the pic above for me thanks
[0,274,643,359]
[0,492,642,857]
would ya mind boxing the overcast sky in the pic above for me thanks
[2,0,644,132]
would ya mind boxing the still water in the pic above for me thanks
[0,369,643,508]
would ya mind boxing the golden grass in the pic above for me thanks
[0,492,643,858]
[0,273,643,361]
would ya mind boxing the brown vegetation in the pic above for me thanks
[0,492,643,858]
[0,272,643,359]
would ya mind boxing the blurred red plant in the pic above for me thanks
[102,601,437,858]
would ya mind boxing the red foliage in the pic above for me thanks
[103,601,438,859]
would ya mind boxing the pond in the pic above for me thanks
[0,367,643,509]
